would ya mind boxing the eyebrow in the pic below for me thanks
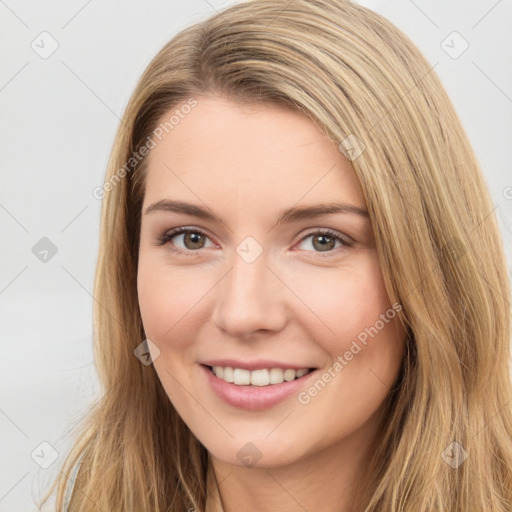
[144,199,370,225]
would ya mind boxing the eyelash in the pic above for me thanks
[156,227,353,258]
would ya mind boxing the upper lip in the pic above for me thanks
[201,359,315,371]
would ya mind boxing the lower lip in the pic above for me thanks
[201,364,317,411]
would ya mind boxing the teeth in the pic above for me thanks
[233,368,251,385]
[250,369,269,386]
[283,369,296,381]
[223,367,234,383]
[211,366,311,386]
[269,368,284,384]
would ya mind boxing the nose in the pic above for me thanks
[211,249,288,339]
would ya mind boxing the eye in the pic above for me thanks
[156,227,215,254]
[296,229,352,255]
[156,227,353,257]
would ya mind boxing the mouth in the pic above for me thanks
[204,364,316,387]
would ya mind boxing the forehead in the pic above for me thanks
[143,96,365,211]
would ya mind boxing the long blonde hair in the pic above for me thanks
[38,0,512,510]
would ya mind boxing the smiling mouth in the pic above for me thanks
[206,365,315,387]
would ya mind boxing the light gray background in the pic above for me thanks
[1,0,511,510]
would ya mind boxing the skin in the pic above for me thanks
[137,95,407,512]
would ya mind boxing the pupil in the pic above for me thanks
[313,235,334,252]
[185,232,205,249]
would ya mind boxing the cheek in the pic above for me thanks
[137,253,218,352]
[286,255,394,356]
[137,254,187,343]
[137,260,172,341]
[137,258,204,407]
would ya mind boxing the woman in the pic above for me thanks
[39,0,512,510]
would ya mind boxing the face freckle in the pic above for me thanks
[137,95,406,471]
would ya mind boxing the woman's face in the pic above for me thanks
[137,95,406,469]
